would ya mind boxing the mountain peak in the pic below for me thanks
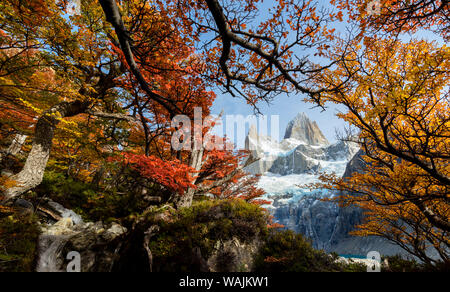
[284,113,329,145]
[247,125,258,139]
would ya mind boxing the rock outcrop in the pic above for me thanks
[248,113,411,257]
[37,218,127,272]
[114,200,267,272]
[284,113,329,145]
[207,237,262,272]
[35,199,128,272]
[267,148,409,257]
[268,141,358,176]
[244,118,358,176]
[342,149,367,178]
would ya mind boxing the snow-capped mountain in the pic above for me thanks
[245,112,359,188]
[244,113,406,256]
[284,112,329,145]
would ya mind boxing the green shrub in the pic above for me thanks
[0,212,40,272]
[33,171,151,223]
[254,230,366,272]
[141,199,269,272]
[382,255,450,272]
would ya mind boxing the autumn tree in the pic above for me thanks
[100,0,352,109]
[0,0,198,203]
[96,0,366,208]
[302,0,450,265]
[96,0,266,208]
[191,146,268,205]
[1,0,268,211]
[332,0,450,40]
[315,37,449,264]
[0,0,135,202]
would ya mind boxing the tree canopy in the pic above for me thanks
[0,0,448,267]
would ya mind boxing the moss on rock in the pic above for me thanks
[253,230,367,272]
[150,199,268,272]
[115,199,269,272]
[0,211,40,272]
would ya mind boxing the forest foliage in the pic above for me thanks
[0,0,448,270]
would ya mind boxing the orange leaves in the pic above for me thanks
[198,148,267,205]
[0,175,18,192]
[331,0,449,39]
[166,0,341,103]
[124,153,196,195]
[320,153,449,260]
[312,32,449,261]
[5,0,54,27]
[267,222,285,229]
[319,39,449,147]
[264,256,288,263]
[0,205,15,215]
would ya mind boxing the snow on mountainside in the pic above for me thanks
[244,112,358,206]
[244,113,407,256]
[245,112,358,180]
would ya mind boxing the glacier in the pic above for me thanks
[244,113,407,256]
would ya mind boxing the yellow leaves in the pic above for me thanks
[320,148,450,248]
[0,175,18,191]
[18,98,43,115]
[320,38,448,156]
[0,77,14,86]
[76,169,95,183]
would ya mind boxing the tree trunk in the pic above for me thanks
[174,188,196,210]
[0,133,27,176]
[1,100,90,203]
[0,133,27,160]
[173,149,204,209]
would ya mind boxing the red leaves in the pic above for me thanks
[268,222,285,229]
[201,149,267,205]
[124,153,196,194]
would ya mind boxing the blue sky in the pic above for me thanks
[210,0,347,143]
[211,92,347,144]
[209,1,445,145]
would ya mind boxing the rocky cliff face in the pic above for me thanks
[245,114,406,257]
[244,120,358,176]
[269,151,406,256]
[284,113,329,146]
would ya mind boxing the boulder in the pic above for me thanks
[37,219,127,272]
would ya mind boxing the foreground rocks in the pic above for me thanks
[115,200,268,272]
[35,200,267,272]
[37,218,127,272]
